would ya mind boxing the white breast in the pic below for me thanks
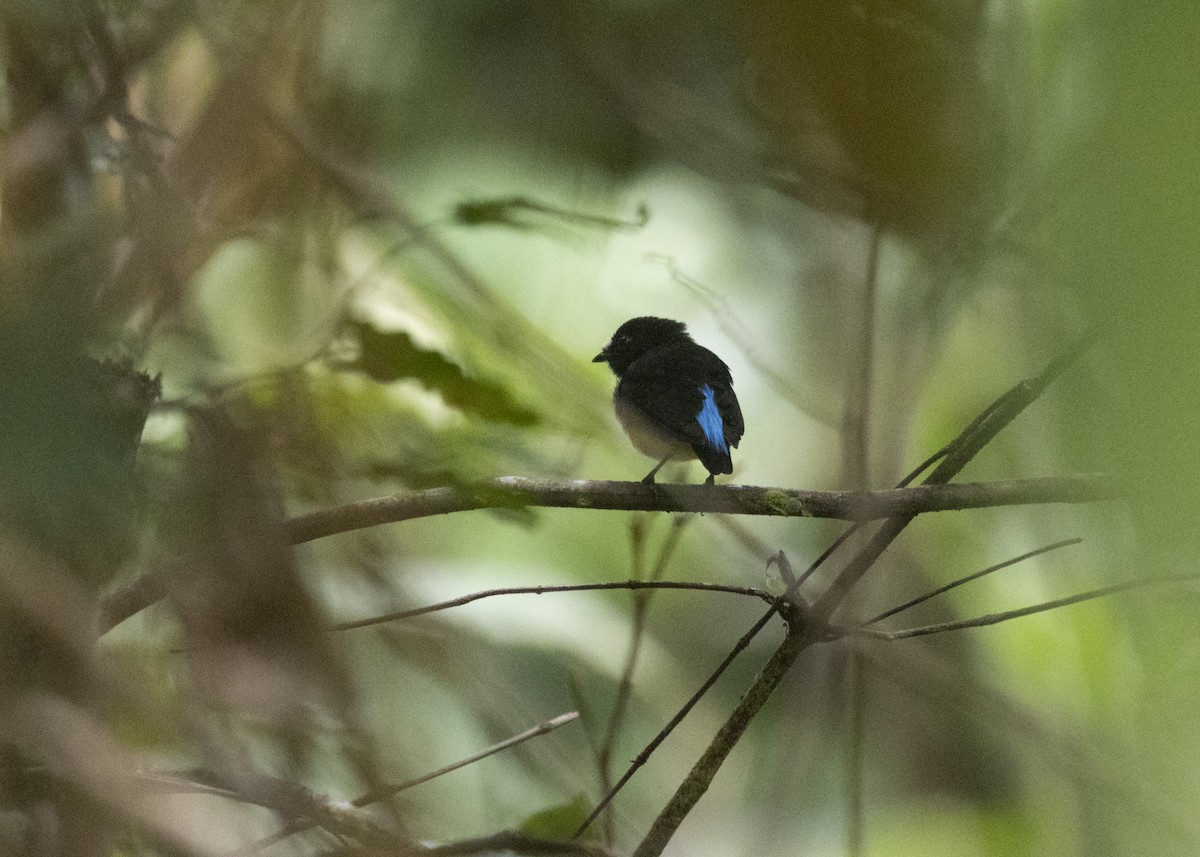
[614,397,694,462]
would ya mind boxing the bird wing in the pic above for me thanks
[618,344,743,474]
[712,378,744,447]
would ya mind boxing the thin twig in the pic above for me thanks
[896,447,948,488]
[797,523,865,589]
[358,712,579,804]
[811,331,1099,620]
[792,406,963,595]
[838,572,1200,641]
[629,334,1097,857]
[573,601,787,838]
[226,712,579,856]
[576,542,831,839]
[630,605,814,857]
[596,517,691,840]
[841,223,882,491]
[862,537,1083,626]
[846,650,867,857]
[795,426,955,596]
[330,580,772,632]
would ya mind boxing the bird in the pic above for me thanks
[593,316,744,484]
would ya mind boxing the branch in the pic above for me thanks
[811,331,1099,618]
[286,475,1116,544]
[631,604,815,857]
[596,517,690,841]
[329,580,772,632]
[629,333,1098,857]
[838,572,1200,641]
[100,472,1113,633]
[226,711,579,856]
[862,537,1084,626]
[841,223,882,490]
[145,768,409,854]
[573,580,786,839]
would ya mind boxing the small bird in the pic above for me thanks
[594,317,744,484]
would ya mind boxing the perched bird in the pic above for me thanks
[594,317,744,484]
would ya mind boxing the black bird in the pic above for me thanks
[593,317,744,484]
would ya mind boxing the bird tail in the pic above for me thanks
[693,443,733,476]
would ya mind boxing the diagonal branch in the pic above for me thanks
[629,333,1097,857]
[862,537,1084,626]
[838,572,1200,641]
[630,604,815,857]
[811,331,1098,619]
[573,592,786,839]
[225,711,579,856]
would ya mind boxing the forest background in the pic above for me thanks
[2,2,1199,856]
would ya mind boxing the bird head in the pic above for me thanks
[593,317,692,376]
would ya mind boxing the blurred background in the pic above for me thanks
[2,1,1199,855]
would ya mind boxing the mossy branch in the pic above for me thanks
[99,473,1114,634]
[285,474,1115,544]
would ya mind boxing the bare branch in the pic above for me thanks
[573,596,789,839]
[227,712,579,855]
[841,223,882,491]
[357,711,579,802]
[811,331,1099,619]
[100,473,1113,634]
[287,475,1116,544]
[630,605,814,857]
[596,517,692,840]
[629,334,1098,857]
[330,580,772,632]
[838,572,1200,641]
[862,537,1084,625]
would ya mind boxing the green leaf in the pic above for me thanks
[345,320,538,426]
[518,794,591,839]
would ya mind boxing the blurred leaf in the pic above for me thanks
[453,195,648,232]
[517,793,591,839]
[344,320,539,426]
[741,0,1027,242]
[166,408,353,751]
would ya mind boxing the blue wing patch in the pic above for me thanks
[696,385,728,452]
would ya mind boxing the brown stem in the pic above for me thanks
[631,604,815,857]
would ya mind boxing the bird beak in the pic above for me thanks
[592,345,609,363]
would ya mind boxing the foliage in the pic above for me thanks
[0,2,1196,857]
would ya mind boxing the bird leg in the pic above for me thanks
[703,473,715,486]
[641,455,673,484]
